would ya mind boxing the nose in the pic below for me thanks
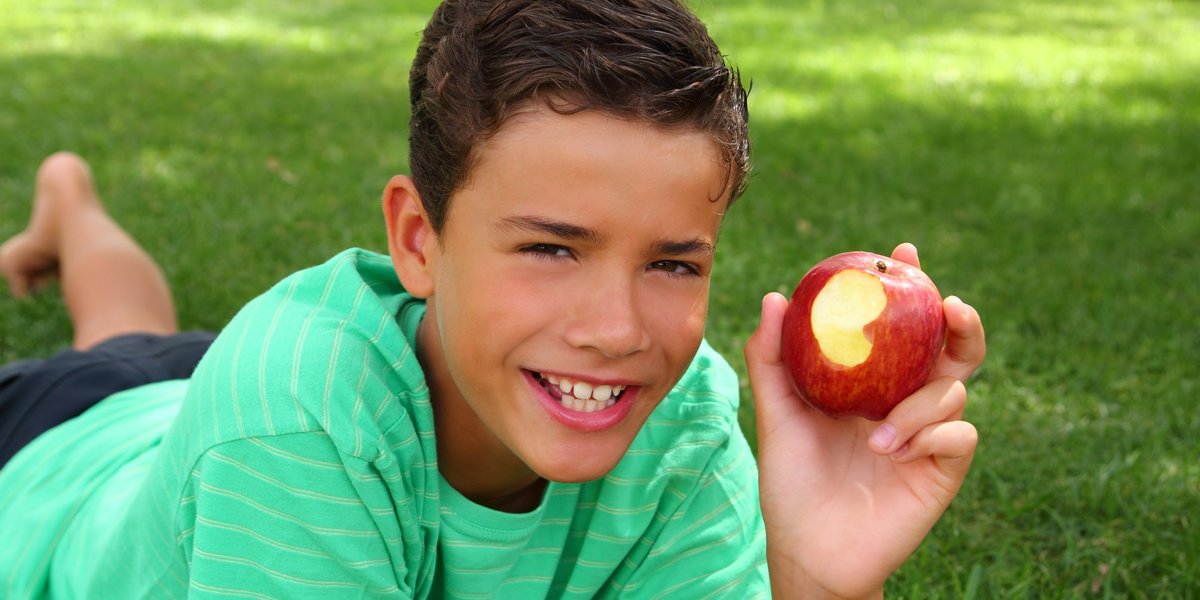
[563,275,651,359]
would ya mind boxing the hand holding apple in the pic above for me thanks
[745,242,985,599]
[781,251,946,420]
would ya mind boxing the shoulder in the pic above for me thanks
[601,339,749,501]
[231,248,414,338]
[180,249,433,460]
[581,341,767,595]
[670,338,740,413]
[636,339,741,455]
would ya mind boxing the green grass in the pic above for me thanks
[2,0,1197,596]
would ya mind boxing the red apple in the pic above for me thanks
[781,251,946,420]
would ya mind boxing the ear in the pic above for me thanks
[382,175,436,298]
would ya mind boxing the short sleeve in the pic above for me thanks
[177,434,411,599]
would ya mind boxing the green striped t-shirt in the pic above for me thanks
[0,248,768,598]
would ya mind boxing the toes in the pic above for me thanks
[0,233,58,298]
[4,275,31,298]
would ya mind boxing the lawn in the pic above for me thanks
[1,0,1197,596]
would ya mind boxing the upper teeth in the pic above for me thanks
[544,374,626,410]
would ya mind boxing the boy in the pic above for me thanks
[0,0,985,598]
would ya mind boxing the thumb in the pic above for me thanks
[745,292,804,431]
[745,292,787,368]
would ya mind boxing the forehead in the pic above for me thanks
[444,107,729,230]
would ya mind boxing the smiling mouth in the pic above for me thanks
[531,371,629,414]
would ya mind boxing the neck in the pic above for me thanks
[435,425,548,513]
[462,478,549,514]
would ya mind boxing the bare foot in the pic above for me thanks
[0,152,100,298]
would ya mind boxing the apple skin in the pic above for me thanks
[781,251,946,420]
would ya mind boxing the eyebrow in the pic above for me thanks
[498,215,714,257]
[498,215,601,243]
[651,238,714,258]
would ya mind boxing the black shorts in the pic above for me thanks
[0,331,216,469]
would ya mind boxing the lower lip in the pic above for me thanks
[524,371,639,433]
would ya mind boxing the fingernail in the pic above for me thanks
[869,423,896,451]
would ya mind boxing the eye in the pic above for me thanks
[519,243,574,259]
[648,260,701,278]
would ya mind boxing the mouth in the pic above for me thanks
[526,370,639,432]
[531,370,629,414]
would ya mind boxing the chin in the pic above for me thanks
[528,447,626,484]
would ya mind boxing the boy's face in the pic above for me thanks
[408,106,728,486]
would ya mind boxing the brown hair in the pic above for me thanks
[409,0,750,232]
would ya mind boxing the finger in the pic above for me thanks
[744,292,806,429]
[890,242,920,269]
[868,376,966,455]
[745,292,788,368]
[891,419,979,491]
[933,296,986,382]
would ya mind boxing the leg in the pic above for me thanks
[0,152,177,350]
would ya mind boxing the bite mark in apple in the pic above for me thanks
[811,270,886,368]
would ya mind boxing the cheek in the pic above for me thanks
[646,282,710,359]
[436,261,544,361]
